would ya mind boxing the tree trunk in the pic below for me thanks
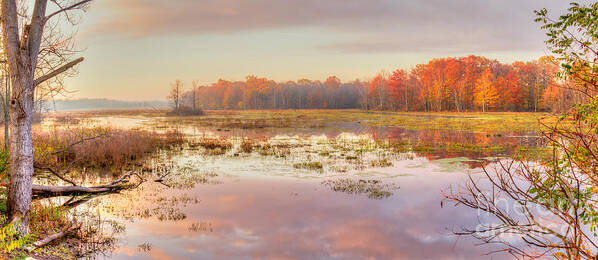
[2,0,45,235]
[2,0,87,236]
[4,74,10,149]
[7,64,35,234]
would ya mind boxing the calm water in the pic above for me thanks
[43,115,539,259]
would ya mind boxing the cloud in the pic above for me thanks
[86,0,580,53]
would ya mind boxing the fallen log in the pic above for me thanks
[32,221,78,248]
[31,172,135,197]
[26,221,79,251]
[32,184,126,196]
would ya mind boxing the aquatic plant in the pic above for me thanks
[322,178,398,199]
[370,158,393,167]
[293,161,323,170]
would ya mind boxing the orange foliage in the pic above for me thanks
[179,55,566,112]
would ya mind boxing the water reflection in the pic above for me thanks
[93,152,513,260]
[38,115,538,259]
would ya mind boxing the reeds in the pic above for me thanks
[34,127,185,171]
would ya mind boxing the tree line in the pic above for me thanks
[170,55,582,113]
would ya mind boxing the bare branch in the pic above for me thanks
[45,0,92,23]
[34,57,83,86]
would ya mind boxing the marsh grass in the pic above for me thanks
[50,109,548,133]
[293,161,323,170]
[256,143,291,157]
[189,137,233,156]
[34,127,185,173]
[322,178,398,199]
[163,110,547,133]
[370,158,393,167]
[193,137,232,150]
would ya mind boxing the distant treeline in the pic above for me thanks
[178,55,582,112]
[50,99,169,111]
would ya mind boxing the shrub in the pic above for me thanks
[166,106,204,116]
[0,216,35,257]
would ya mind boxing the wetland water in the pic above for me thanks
[43,114,543,259]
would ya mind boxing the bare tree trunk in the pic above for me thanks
[7,61,35,234]
[3,74,9,149]
[2,0,86,234]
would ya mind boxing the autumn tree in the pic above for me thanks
[173,55,569,113]
[369,72,389,110]
[387,69,408,111]
[473,68,499,112]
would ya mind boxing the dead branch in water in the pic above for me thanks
[34,165,78,186]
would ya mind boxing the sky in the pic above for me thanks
[58,0,583,101]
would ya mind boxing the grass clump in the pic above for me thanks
[293,161,323,170]
[191,137,232,155]
[240,139,254,153]
[370,158,393,167]
[255,143,291,157]
[322,178,398,199]
[194,137,232,150]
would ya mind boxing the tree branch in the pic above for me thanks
[1,0,22,69]
[34,57,83,86]
[45,0,93,23]
[28,0,49,66]
[34,165,77,186]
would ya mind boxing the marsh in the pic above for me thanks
[30,110,546,259]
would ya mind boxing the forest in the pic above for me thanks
[176,55,580,113]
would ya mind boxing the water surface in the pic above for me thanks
[44,114,540,259]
